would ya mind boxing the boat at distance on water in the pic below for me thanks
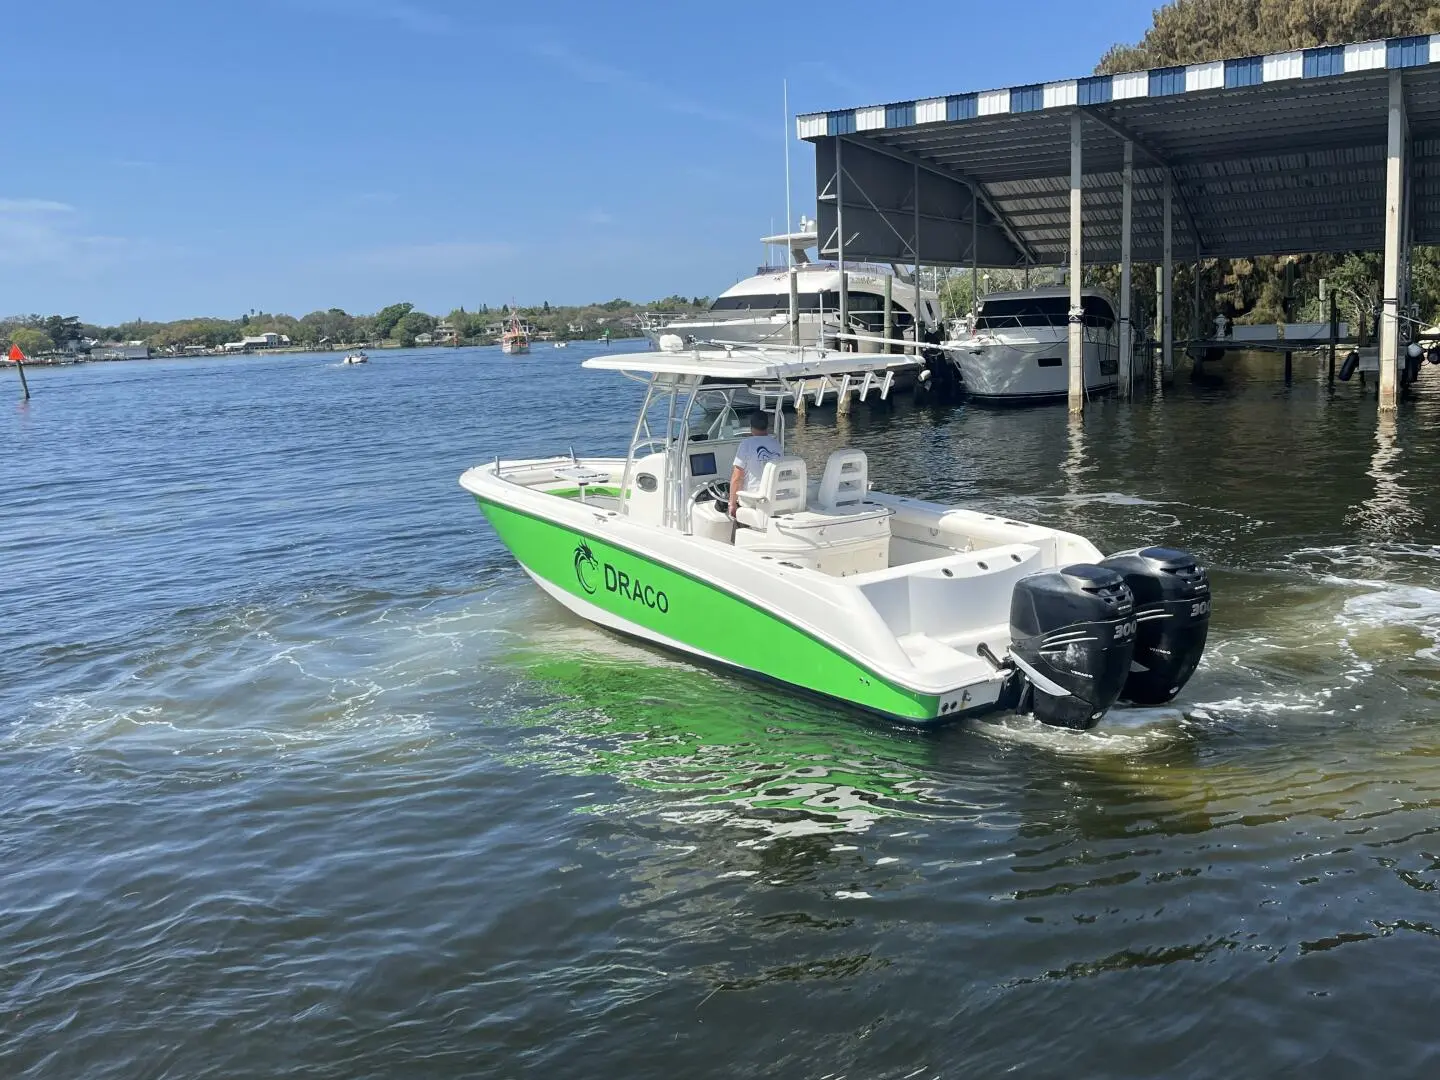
[943,287,1121,404]
[342,351,369,364]
[500,313,530,355]
[460,344,1211,729]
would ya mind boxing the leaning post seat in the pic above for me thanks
[816,449,868,512]
[736,456,807,529]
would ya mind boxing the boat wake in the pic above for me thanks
[972,705,1191,755]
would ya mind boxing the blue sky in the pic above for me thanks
[0,0,1158,324]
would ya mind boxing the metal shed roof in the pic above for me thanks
[797,35,1440,267]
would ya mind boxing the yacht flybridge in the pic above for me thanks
[460,346,1210,729]
[643,225,941,353]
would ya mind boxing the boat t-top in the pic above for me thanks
[460,344,1210,729]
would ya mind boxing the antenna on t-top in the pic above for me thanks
[783,78,793,269]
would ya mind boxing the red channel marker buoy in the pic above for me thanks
[7,343,31,400]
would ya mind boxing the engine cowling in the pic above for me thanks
[1098,547,1210,705]
[1008,565,1137,730]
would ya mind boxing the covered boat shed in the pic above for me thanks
[796,35,1440,411]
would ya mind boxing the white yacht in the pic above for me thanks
[643,225,941,353]
[944,287,1120,404]
[342,351,369,365]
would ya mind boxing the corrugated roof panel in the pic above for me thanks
[1186,61,1225,92]
[885,102,915,128]
[915,97,946,124]
[1388,35,1429,68]
[1044,80,1078,109]
[799,38,1440,263]
[947,94,977,121]
[1078,75,1112,105]
[1304,46,1345,78]
[855,106,885,131]
[1264,51,1304,81]
[1113,71,1148,99]
[1149,66,1186,96]
[1011,84,1044,113]
[1345,41,1388,72]
[797,114,827,139]
[978,89,1010,116]
[1226,56,1264,87]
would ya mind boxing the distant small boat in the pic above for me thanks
[342,351,369,365]
[553,342,569,349]
[500,313,530,355]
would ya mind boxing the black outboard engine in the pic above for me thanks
[1009,565,1137,730]
[1099,547,1210,705]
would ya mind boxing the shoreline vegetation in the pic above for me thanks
[1,297,711,362]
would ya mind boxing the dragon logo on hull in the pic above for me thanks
[571,538,670,613]
[573,541,599,594]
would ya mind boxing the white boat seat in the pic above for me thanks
[734,503,894,576]
[736,455,807,529]
[816,449,868,512]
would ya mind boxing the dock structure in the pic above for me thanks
[798,35,1440,413]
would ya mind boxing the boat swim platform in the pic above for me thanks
[796,33,1440,411]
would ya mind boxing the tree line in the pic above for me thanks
[0,296,712,356]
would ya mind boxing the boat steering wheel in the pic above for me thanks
[695,480,730,506]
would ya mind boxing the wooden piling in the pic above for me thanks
[1327,292,1338,384]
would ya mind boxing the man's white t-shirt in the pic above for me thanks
[733,435,783,494]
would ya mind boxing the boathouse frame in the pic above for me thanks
[798,36,1440,412]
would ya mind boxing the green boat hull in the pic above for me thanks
[475,497,948,723]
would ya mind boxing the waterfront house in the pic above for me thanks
[90,342,151,360]
[222,332,291,352]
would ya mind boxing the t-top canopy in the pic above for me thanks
[582,347,912,382]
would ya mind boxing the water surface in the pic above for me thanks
[3,347,1439,1077]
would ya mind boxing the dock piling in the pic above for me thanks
[1067,112,1084,415]
[1379,70,1406,412]
[1327,289,1338,384]
[1119,141,1134,400]
[1162,174,1174,383]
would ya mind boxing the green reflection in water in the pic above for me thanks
[498,626,953,838]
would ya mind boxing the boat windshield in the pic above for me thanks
[976,295,1115,330]
[709,290,906,314]
[690,391,751,441]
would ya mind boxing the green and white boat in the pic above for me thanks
[460,344,1211,729]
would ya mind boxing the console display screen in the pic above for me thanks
[688,452,718,477]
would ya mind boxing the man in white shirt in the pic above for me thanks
[727,410,783,519]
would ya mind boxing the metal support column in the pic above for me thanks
[1162,173,1174,381]
[1067,112,1084,413]
[1119,141,1134,399]
[913,163,922,353]
[836,138,848,348]
[970,186,978,317]
[1381,70,1405,411]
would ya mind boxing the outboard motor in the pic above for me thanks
[1099,547,1210,705]
[1009,565,1136,730]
